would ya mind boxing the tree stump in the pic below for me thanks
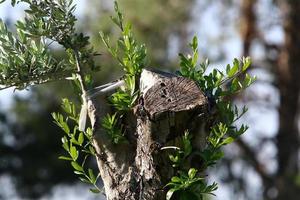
[88,69,208,200]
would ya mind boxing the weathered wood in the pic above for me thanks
[143,75,207,119]
[87,68,208,200]
[87,84,137,200]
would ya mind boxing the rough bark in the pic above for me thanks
[86,69,208,200]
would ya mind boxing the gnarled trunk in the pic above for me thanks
[87,69,208,200]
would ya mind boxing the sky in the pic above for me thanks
[0,0,283,199]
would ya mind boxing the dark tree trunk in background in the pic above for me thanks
[240,0,257,56]
[88,69,208,200]
[238,0,274,196]
[239,0,275,198]
[275,1,300,199]
[238,0,300,199]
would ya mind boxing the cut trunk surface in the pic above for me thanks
[87,69,208,200]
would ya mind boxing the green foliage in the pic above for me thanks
[0,0,101,191]
[0,0,98,90]
[165,36,256,199]
[15,0,77,46]
[168,131,192,168]
[109,80,137,111]
[99,2,145,143]
[166,132,218,199]
[166,168,217,200]
[104,2,147,76]
[178,36,255,99]
[100,1,146,109]
[52,99,101,194]
[0,19,71,89]
[102,113,126,144]
[0,0,101,190]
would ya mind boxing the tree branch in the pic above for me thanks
[0,70,74,90]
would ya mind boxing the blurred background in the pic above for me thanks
[0,0,299,199]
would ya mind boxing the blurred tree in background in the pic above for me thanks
[0,0,299,199]
[226,0,299,199]
[84,0,193,67]
[0,85,77,198]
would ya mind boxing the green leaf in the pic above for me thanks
[61,136,69,151]
[52,112,58,122]
[188,168,197,179]
[192,51,198,67]
[88,168,96,184]
[191,36,198,51]
[61,136,68,144]
[58,156,72,161]
[70,146,78,161]
[70,137,79,145]
[71,161,83,172]
[242,57,251,71]
[78,132,84,145]
[221,137,235,145]
[90,188,101,194]
[183,131,192,157]
[89,145,95,155]
[62,98,73,115]
[227,59,239,77]
[79,177,90,184]
[60,121,70,134]
[166,188,178,200]
[74,170,84,175]
[226,64,231,75]
[169,155,179,163]
[86,127,93,136]
[171,176,181,183]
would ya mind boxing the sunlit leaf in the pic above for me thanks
[89,188,101,194]
[71,161,83,172]
[58,156,72,161]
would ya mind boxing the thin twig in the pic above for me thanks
[160,146,181,151]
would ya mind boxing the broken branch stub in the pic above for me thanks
[142,71,207,119]
[134,69,208,199]
[138,68,208,147]
[89,68,209,200]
